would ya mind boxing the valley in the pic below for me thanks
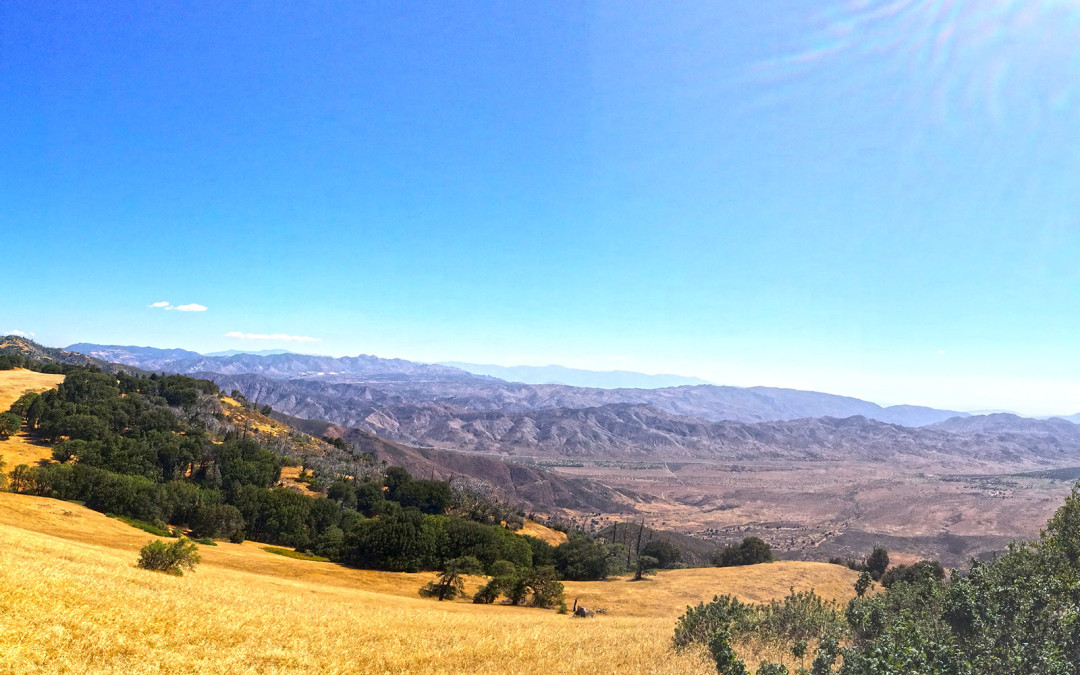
[30,339,1080,566]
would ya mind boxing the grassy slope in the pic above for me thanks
[0,370,859,672]
[0,369,65,467]
[0,492,858,674]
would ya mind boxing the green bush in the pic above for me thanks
[674,594,754,649]
[136,538,200,576]
[111,515,174,537]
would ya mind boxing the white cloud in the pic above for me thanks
[150,301,208,311]
[5,329,34,338]
[224,331,321,343]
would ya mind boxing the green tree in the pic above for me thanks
[0,412,20,439]
[854,571,872,598]
[473,559,518,604]
[865,546,890,581]
[190,503,246,542]
[641,539,682,568]
[634,554,660,580]
[714,537,774,567]
[419,555,483,601]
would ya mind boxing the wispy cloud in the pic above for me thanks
[224,331,321,343]
[4,329,35,338]
[149,301,208,312]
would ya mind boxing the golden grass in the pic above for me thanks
[516,519,569,546]
[0,368,65,411]
[0,492,858,674]
[0,432,53,467]
[0,369,64,469]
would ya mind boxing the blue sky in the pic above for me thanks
[3,1,1079,414]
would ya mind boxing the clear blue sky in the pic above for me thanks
[3,1,1079,414]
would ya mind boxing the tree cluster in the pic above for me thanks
[713,536,775,567]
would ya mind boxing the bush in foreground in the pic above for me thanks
[137,538,200,576]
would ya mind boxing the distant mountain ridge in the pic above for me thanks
[66,343,203,370]
[210,373,1080,466]
[439,362,711,389]
[65,341,980,425]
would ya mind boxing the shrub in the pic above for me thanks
[136,538,200,576]
[673,594,753,649]
[112,515,174,537]
[708,629,749,675]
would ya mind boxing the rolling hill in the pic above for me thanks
[0,491,858,674]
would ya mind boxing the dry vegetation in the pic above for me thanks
[0,492,858,674]
[0,369,65,467]
[0,368,65,411]
[515,519,568,546]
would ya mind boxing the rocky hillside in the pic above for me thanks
[215,373,1080,466]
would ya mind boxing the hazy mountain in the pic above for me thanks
[205,349,297,357]
[440,362,711,389]
[148,352,476,382]
[66,343,202,370]
[931,413,1080,437]
[1062,414,1080,424]
[67,342,970,426]
[209,373,1074,466]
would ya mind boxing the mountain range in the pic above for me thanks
[62,342,975,426]
[439,362,711,389]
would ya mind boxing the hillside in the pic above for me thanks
[247,403,640,514]
[0,491,858,674]
[1,336,147,375]
[259,395,1080,467]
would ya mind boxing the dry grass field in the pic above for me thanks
[0,368,65,410]
[0,492,859,674]
[0,369,65,468]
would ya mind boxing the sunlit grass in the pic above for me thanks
[0,492,857,674]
